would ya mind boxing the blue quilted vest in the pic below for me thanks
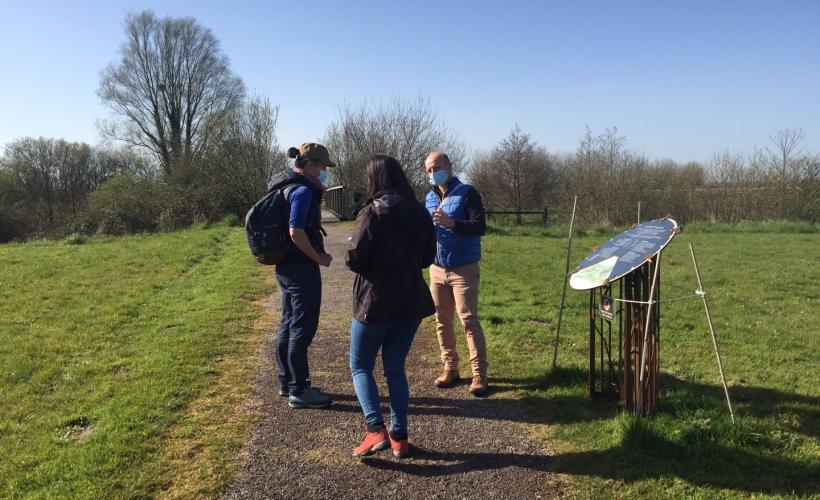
[425,177,482,269]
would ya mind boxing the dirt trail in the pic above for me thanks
[224,223,560,499]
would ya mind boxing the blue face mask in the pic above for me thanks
[318,169,328,184]
[429,170,449,186]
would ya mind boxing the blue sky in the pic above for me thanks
[1,0,818,163]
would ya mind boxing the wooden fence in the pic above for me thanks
[327,187,551,226]
[485,208,549,225]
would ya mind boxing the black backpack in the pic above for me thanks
[244,184,299,265]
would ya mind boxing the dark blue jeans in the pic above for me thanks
[350,318,420,437]
[276,255,321,396]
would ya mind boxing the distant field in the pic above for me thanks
[475,221,819,497]
[0,223,271,498]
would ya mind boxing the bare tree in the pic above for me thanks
[98,10,245,179]
[202,95,285,216]
[799,152,820,221]
[466,150,500,209]
[761,128,806,217]
[324,96,466,196]
[469,125,555,222]
[599,127,626,222]
[765,128,805,180]
[2,138,105,232]
[0,165,23,241]
[562,126,608,224]
[91,146,157,180]
[706,151,747,222]
[54,141,93,216]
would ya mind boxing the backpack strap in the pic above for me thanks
[281,183,301,199]
[282,183,325,236]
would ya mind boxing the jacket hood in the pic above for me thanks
[371,193,422,221]
[373,193,402,211]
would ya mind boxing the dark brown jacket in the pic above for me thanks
[345,193,436,324]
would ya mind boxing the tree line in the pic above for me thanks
[470,126,818,226]
[1,11,817,243]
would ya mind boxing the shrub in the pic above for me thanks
[222,213,240,227]
[86,174,163,235]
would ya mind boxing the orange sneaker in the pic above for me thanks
[389,434,410,459]
[352,426,389,458]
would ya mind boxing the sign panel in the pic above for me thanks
[569,218,679,290]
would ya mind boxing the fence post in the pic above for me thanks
[542,207,549,226]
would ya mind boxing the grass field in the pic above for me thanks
[0,222,272,498]
[1,220,817,498]
[477,221,819,498]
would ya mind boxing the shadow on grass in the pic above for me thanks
[492,367,819,439]
[490,365,589,392]
[663,376,820,440]
[551,418,820,496]
[329,365,819,495]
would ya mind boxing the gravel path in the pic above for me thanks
[224,223,561,499]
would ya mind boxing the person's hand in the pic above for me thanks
[433,208,455,229]
[317,253,333,267]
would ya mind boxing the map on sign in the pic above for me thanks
[569,218,679,290]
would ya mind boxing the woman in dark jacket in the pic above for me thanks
[346,155,436,459]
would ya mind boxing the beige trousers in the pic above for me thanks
[429,262,488,376]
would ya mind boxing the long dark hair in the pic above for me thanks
[366,155,416,201]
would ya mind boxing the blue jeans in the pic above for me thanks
[276,256,321,396]
[350,319,420,437]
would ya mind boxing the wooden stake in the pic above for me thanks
[689,243,736,423]
[552,195,577,369]
[637,252,661,415]
[637,201,641,224]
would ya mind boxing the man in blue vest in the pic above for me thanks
[424,152,489,396]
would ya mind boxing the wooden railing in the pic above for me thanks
[324,185,364,221]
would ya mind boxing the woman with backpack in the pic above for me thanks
[345,155,437,458]
[268,142,334,409]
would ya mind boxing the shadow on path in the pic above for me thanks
[362,447,551,476]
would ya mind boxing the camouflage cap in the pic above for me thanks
[299,142,335,167]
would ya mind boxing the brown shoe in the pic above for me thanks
[469,375,488,396]
[434,370,460,388]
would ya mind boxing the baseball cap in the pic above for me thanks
[298,142,335,167]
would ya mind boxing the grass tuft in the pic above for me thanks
[63,232,88,245]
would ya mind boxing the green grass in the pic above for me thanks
[476,222,819,497]
[2,219,817,498]
[0,222,270,498]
